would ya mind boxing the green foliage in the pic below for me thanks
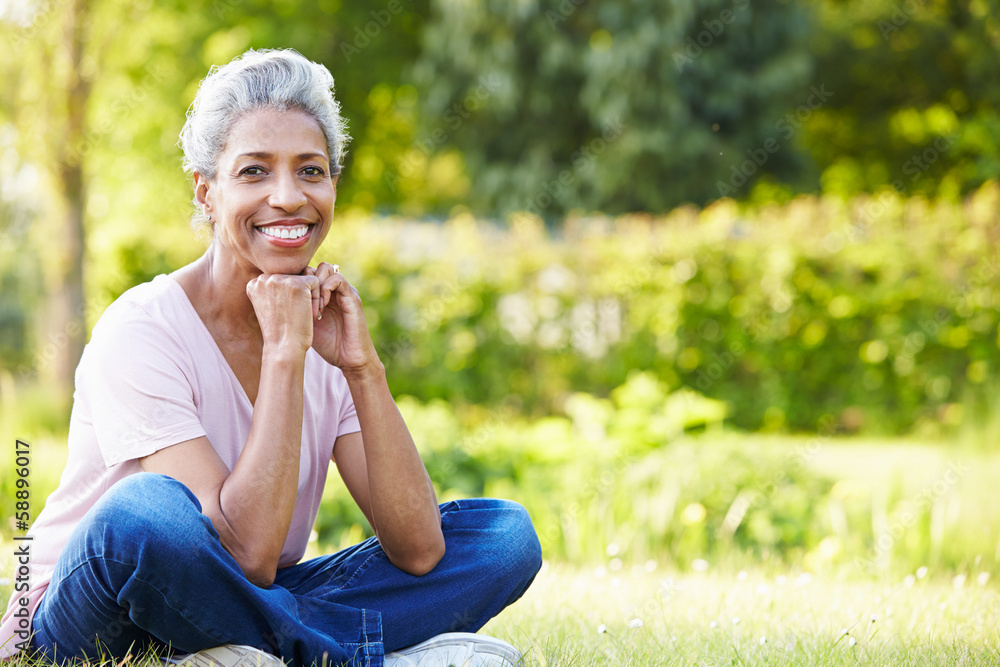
[802,0,1000,199]
[313,184,1000,434]
[317,371,735,561]
[315,377,1000,576]
[412,0,816,217]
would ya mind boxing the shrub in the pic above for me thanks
[316,183,1000,433]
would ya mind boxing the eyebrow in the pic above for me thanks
[235,151,329,162]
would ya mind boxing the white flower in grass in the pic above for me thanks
[840,628,849,636]
[759,636,767,646]
[732,617,741,625]
[848,637,857,647]
[710,621,718,629]
[629,618,643,629]
[904,575,916,588]
[871,614,878,623]
[692,558,709,572]
[597,624,608,634]
[953,574,967,589]
[978,572,991,586]
[916,566,928,579]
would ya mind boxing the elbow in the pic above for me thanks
[230,545,278,588]
[394,538,446,577]
[245,564,277,589]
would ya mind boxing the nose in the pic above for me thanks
[268,170,308,212]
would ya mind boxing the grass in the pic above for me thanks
[1,559,997,666]
[484,561,1000,666]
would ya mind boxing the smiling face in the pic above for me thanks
[196,108,336,277]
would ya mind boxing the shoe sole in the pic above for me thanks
[386,632,521,666]
[164,645,285,667]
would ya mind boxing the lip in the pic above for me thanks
[255,220,316,248]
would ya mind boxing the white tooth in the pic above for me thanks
[280,228,291,239]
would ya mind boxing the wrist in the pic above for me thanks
[262,343,308,366]
[342,360,386,385]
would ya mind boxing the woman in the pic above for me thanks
[0,49,541,667]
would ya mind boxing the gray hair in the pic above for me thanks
[179,48,349,230]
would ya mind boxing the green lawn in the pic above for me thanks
[485,561,1000,666]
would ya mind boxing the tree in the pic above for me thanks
[409,0,817,218]
[0,0,93,399]
[800,0,1000,198]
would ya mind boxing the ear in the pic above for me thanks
[193,172,213,219]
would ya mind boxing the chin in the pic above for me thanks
[258,255,314,276]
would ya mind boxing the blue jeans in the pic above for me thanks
[30,474,542,667]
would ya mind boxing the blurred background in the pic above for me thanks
[1,0,1000,579]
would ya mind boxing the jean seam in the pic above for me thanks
[335,550,385,593]
[362,612,369,666]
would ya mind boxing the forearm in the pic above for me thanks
[346,362,444,571]
[220,349,305,579]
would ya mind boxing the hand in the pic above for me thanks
[301,263,381,373]
[245,273,318,355]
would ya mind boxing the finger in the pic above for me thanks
[300,274,321,319]
[319,273,344,316]
[314,262,340,282]
[309,264,333,318]
[245,275,261,298]
[300,267,319,317]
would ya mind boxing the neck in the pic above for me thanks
[191,242,263,342]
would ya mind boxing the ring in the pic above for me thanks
[332,264,340,274]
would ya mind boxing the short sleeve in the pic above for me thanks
[336,380,361,439]
[80,303,207,467]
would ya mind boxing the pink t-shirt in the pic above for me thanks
[0,274,361,655]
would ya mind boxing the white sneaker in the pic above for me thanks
[384,633,521,666]
[162,645,285,667]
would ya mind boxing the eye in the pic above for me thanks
[302,166,326,177]
[239,166,265,176]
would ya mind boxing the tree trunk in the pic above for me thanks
[44,0,89,399]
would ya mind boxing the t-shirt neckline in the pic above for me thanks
[155,273,256,410]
